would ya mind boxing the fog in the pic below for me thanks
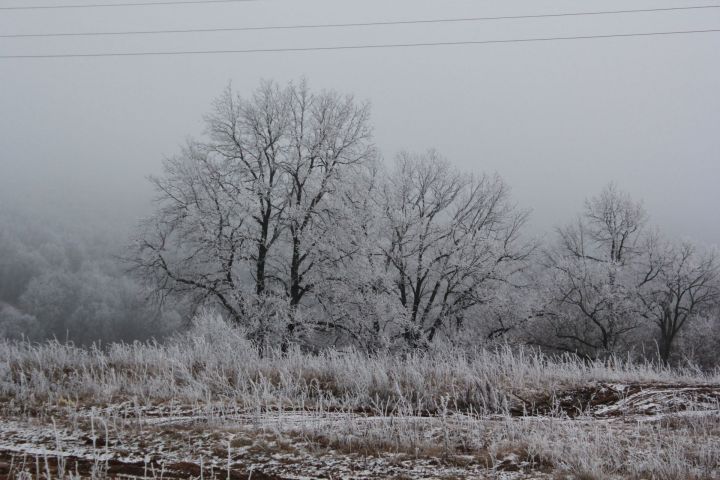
[1,0,718,241]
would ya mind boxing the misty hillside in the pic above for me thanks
[0,208,184,344]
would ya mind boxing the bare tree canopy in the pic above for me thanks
[531,183,719,362]
[378,150,533,347]
[131,79,375,345]
[637,240,719,363]
[130,84,537,351]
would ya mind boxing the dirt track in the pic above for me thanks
[1,382,718,479]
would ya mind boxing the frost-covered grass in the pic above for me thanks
[1,314,719,479]
[1,314,717,413]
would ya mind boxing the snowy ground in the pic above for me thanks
[1,382,719,479]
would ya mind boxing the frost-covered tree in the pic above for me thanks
[675,307,720,369]
[377,150,532,348]
[272,82,374,349]
[533,184,720,362]
[307,162,407,350]
[534,254,641,356]
[0,303,39,341]
[582,183,647,264]
[132,79,375,347]
[636,240,719,363]
[534,184,648,357]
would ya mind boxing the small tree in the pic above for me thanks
[637,240,719,363]
[537,184,647,357]
[536,253,640,356]
[583,183,647,264]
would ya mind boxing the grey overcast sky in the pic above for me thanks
[1,0,719,241]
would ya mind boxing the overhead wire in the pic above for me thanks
[3,5,720,38]
[2,28,719,59]
[0,0,258,10]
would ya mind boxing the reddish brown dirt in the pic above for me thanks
[0,452,286,480]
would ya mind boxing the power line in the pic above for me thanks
[3,5,720,38]
[0,0,257,10]
[1,28,718,59]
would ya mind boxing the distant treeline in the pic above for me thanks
[0,208,184,345]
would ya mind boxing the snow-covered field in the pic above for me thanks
[1,319,719,479]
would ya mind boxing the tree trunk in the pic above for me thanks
[256,243,267,295]
[659,326,674,365]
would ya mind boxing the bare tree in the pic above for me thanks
[203,81,290,298]
[537,184,648,357]
[536,252,639,357]
[538,185,719,362]
[674,305,720,369]
[131,80,374,345]
[378,150,532,347]
[556,183,647,265]
[133,81,293,323]
[280,82,374,310]
[306,161,406,350]
[584,183,647,264]
[133,143,250,324]
[637,240,719,363]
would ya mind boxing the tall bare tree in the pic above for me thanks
[281,82,374,310]
[131,80,374,343]
[203,81,290,298]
